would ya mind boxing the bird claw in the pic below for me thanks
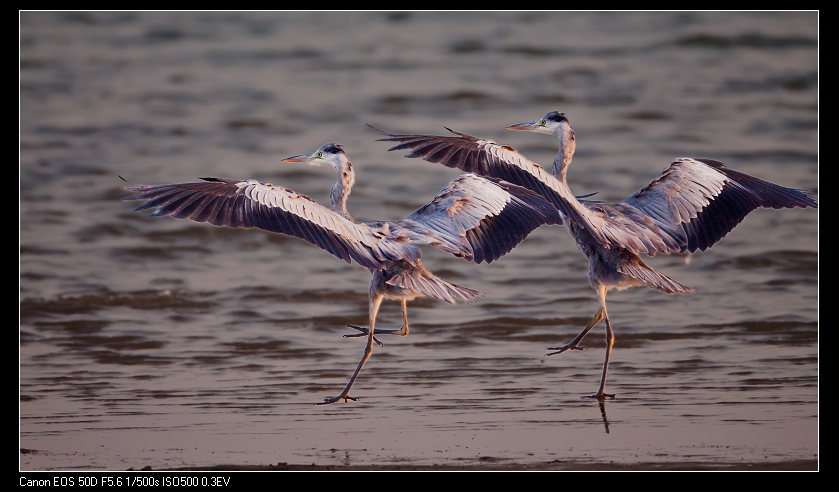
[344,323,410,346]
[316,394,360,405]
[546,344,585,356]
[344,324,383,346]
[582,393,615,400]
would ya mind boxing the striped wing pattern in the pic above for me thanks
[403,173,561,264]
[381,130,817,256]
[622,157,818,253]
[123,177,394,269]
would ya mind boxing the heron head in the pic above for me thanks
[282,142,346,168]
[507,111,571,135]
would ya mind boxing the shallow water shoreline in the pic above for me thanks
[154,459,820,471]
[21,11,818,472]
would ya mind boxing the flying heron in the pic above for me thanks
[378,111,818,399]
[122,142,560,404]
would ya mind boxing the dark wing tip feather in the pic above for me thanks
[684,160,817,252]
[701,159,818,211]
[121,179,388,269]
[466,182,561,264]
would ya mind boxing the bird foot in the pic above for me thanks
[345,324,408,345]
[582,393,615,400]
[546,344,586,356]
[343,325,383,346]
[316,394,359,405]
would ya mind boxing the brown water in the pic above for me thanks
[20,11,818,471]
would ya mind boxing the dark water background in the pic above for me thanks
[20,11,818,470]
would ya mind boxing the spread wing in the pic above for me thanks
[621,157,818,253]
[122,177,401,269]
[398,173,561,263]
[380,129,817,255]
[379,128,676,253]
[381,129,587,224]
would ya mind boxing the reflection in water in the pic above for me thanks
[20,11,817,470]
[598,399,610,434]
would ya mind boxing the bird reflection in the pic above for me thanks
[598,399,610,434]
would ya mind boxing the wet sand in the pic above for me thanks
[158,460,818,471]
[21,11,818,472]
[18,446,818,471]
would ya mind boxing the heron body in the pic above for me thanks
[379,111,818,399]
[122,142,560,404]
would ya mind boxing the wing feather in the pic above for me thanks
[623,158,818,252]
[123,177,394,269]
[380,129,661,253]
[399,173,561,263]
[380,130,817,255]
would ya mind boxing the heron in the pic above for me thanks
[377,111,818,399]
[122,142,560,404]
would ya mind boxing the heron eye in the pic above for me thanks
[315,151,322,158]
[539,119,546,126]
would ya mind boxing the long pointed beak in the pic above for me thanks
[506,120,540,131]
[282,152,315,163]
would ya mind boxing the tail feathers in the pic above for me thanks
[618,261,695,295]
[386,271,484,305]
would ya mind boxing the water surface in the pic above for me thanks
[20,11,818,470]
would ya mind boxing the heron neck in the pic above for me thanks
[331,157,355,221]
[553,125,575,185]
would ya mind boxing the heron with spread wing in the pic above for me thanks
[122,142,560,404]
[378,111,818,399]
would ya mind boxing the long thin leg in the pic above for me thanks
[344,298,409,343]
[546,307,603,356]
[400,298,409,337]
[547,284,616,399]
[587,310,615,399]
[585,285,615,400]
[317,294,383,405]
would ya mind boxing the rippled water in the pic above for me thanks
[20,11,818,471]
